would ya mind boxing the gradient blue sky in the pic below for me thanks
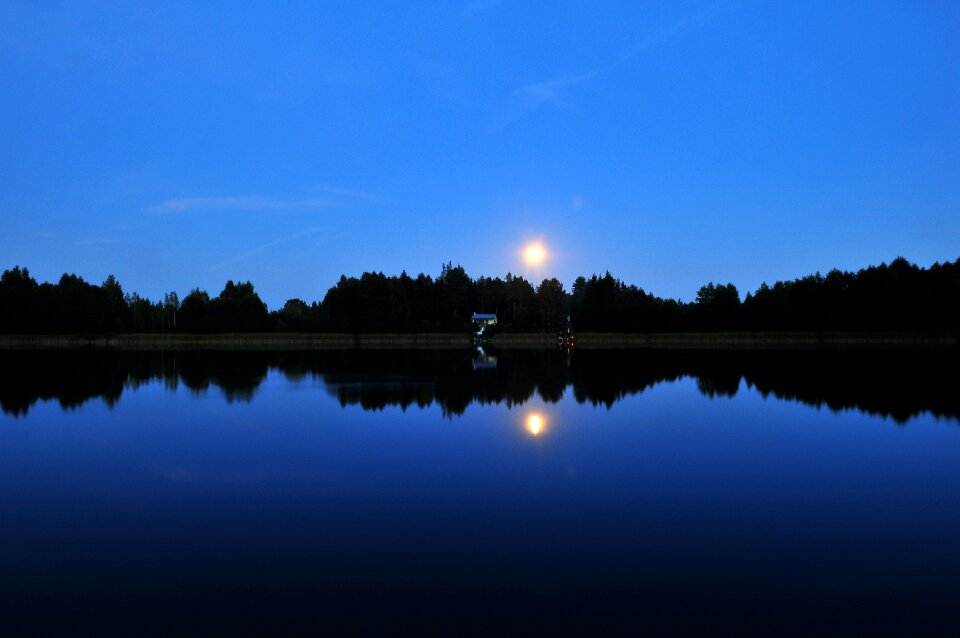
[2,1,958,308]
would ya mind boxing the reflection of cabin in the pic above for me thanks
[471,313,497,328]
[472,346,498,370]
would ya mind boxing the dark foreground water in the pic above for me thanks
[1,347,959,635]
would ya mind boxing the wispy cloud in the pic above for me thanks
[152,185,383,213]
[211,227,323,270]
[152,196,338,213]
[74,238,124,246]
[621,1,735,60]
[492,72,597,131]
[313,184,383,203]
[485,2,734,132]
[517,73,597,110]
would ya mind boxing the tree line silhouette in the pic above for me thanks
[1,257,957,334]
[2,348,957,423]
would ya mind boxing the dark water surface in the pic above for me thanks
[1,347,959,635]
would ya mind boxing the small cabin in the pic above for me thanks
[471,313,497,327]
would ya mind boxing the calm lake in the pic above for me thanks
[1,347,959,635]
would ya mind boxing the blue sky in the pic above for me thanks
[1,0,958,308]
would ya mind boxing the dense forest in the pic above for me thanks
[0,257,958,335]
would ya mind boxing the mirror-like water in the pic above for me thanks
[1,347,958,634]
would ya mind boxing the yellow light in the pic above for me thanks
[523,243,546,266]
[526,413,544,436]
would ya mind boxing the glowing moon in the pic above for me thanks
[523,243,546,266]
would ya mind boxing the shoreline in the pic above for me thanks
[494,331,959,349]
[0,332,956,350]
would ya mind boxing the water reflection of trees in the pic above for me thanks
[0,348,957,424]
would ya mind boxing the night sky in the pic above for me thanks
[2,1,958,308]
